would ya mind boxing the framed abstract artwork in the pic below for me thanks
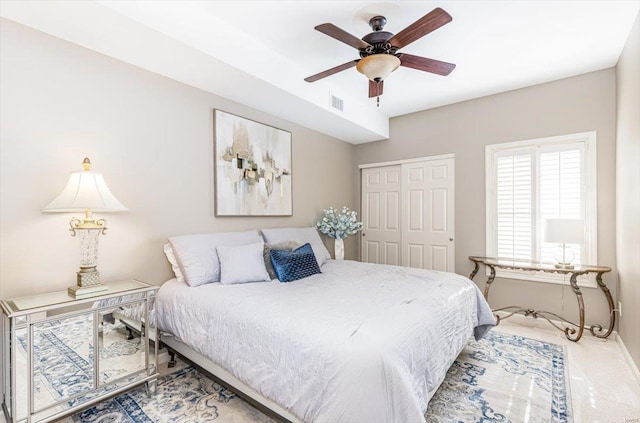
[214,110,292,216]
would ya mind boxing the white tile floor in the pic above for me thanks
[2,320,639,423]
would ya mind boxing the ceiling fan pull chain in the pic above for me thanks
[377,95,380,107]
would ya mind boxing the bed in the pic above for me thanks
[155,232,495,423]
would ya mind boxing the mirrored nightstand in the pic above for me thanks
[1,280,158,423]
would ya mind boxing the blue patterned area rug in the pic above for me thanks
[65,331,571,423]
[426,331,571,423]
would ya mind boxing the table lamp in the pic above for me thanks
[43,158,128,298]
[543,218,584,269]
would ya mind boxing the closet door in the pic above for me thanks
[361,165,402,265]
[401,158,455,272]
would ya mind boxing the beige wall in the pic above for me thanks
[355,69,618,327]
[0,19,357,299]
[615,14,640,370]
[0,15,632,344]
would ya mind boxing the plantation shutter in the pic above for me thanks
[539,144,584,265]
[486,132,596,284]
[492,143,585,263]
[495,151,533,260]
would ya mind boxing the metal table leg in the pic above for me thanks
[565,272,585,342]
[589,271,616,338]
[468,261,479,281]
[469,261,498,321]
[483,265,496,301]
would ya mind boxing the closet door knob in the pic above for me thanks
[449,237,454,241]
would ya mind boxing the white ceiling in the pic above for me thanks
[2,1,638,144]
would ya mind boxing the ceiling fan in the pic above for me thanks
[304,7,456,106]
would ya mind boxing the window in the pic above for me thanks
[485,132,597,286]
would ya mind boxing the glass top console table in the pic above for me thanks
[468,256,613,342]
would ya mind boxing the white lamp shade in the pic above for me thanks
[356,54,401,81]
[544,218,585,244]
[43,170,128,212]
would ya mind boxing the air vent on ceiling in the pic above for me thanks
[330,93,344,112]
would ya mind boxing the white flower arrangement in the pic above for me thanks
[315,206,363,240]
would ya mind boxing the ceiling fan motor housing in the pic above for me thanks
[361,16,397,58]
[360,16,397,58]
[360,33,396,58]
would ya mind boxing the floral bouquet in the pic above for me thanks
[315,206,363,240]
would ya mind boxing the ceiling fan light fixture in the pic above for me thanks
[356,54,400,82]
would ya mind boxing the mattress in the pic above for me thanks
[156,260,495,423]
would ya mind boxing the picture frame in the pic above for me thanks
[214,109,292,216]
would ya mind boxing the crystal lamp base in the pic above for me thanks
[68,225,110,299]
[77,266,100,286]
[68,266,108,299]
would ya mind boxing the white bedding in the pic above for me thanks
[156,260,495,423]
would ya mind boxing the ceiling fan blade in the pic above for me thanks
[315,23,372,50]
[368,80,383,98]
[389,8,452,49]
[400,53,456,76]
[304,60,359,83]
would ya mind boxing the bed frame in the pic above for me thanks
[111,312,299,421]
[160,333,303,423]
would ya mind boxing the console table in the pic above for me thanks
[468,256,613,342]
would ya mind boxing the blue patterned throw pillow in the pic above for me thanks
[270,243,321,282]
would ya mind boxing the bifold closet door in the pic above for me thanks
[361,165,402,265]
[401,158,455,272]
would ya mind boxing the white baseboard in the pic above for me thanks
[617,334,640,385]
[494,310,618,340]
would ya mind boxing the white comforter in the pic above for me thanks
[156,260,495,423]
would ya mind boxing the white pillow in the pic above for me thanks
[260,227,331,267]
[169,230,262,287]
[217,242,270,285]
[163,243,186,284]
